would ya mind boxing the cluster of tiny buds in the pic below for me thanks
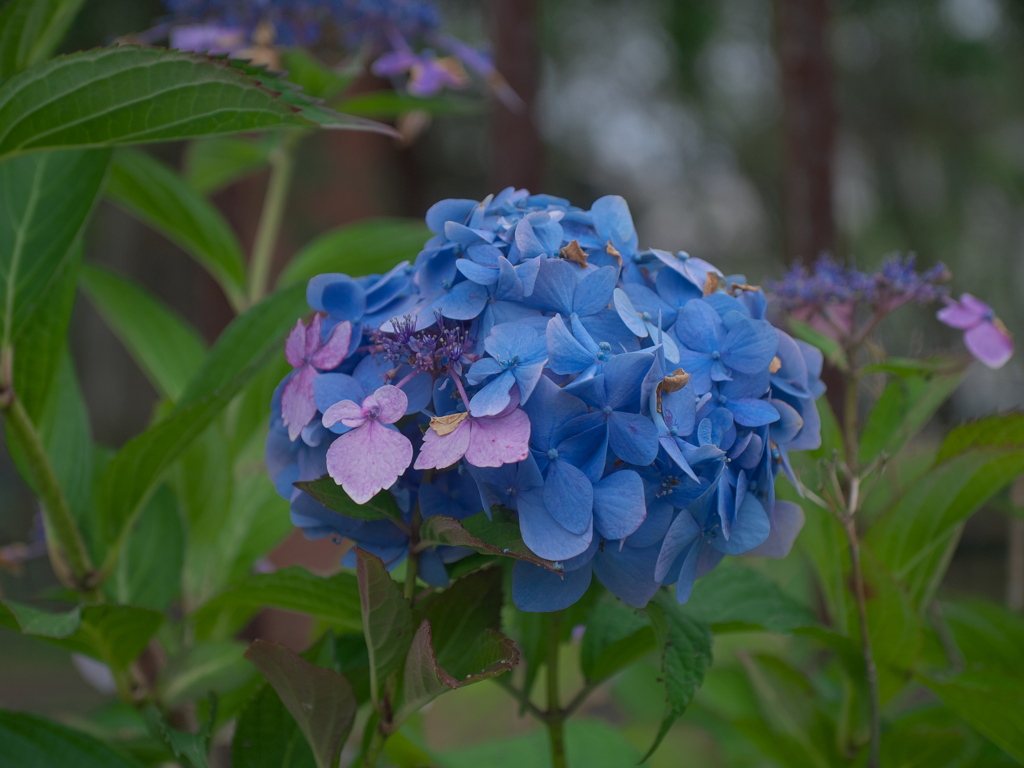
[372,313,473,378]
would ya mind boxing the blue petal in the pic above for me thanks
[425,198,476,233]
[437,280,488,321]
[484,322,542,362]
[469,369,516,416]
[608,411,659,465]
[592,470,646,540]
[518,486,593,560]
[522,375,588,452]
[602,351,656,410]
[547,315,595,375]
[654,510,701,582]
[723,319,778,374]
[674,299,723,353]
[713,494,770,555]
[673,540,704,603]
[444,221,495,244]
[574,266,618,317]
[465,356,504,384]
[613,288,649,337]
[590,195,638,255]
[593,542,661,607]
[512,560,593,612]
[307,273,366,323]
[495,255,525,300]
[543,459,594,535]
[525,259,576,315]
[677,350,712,394]
[313,373,365,415]
[728,398,780,427]
[456,258,499,285]
[554,421,608,482]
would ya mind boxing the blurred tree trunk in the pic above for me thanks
[775,0,847,420]
[491,0,542,191]
[775,0,837,263]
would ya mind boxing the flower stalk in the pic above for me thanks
[546,613,567,768]
[0,387,95,595]
[247,138,296,307]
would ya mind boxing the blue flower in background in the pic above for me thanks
[267,186,826,610]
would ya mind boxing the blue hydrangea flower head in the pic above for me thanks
[267,187,826,609]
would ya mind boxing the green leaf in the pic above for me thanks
[278,218,430,287]
[0,47,396,162]
[0,599,80,637]
[232,680,317,768]
[245,640,357,768]
[682,563,817,633]
[859,365,964,464]
[579,597,656,684]
[413,568,507,680]
[937,411,1024,463]
[280,49,353,100]
[736,653,844,768]
[81,264,207,401]
[11,240,79,421]
[191,566,362,640]
[919,676,1024,762]
[105,150,248,309]
[0,600,162,671]
[417,511,560,573]
[642,592,713,761]
[394,620,518,725]
[430,719,641,768]
[110,485,184,611]
[144,702,215,768]
[183,135,274,194]
[866,444,1024,609]
[0,709,144,768]
[336,91,479,119]
[161,641,254,708]
[0,0,85,79]
[0,148,108,345]
[294,476,404,523]
[95,284,306,556]
[356,549,414,707]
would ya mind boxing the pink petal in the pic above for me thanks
[310,320,352,370]
[743,501,805,558]
[285,319,307,368]
[281,365,317,441]
[937,294,985,330]
[326,421,413,504]
[465,408,531,468]
[965,321,1013,369]
[372,385,408,424]
[323,399,366,429]
[414,419,471,470]
[305,314,323,359]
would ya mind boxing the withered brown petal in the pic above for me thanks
[430,411,469,436]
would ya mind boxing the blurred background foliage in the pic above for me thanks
[2,0,1023,765]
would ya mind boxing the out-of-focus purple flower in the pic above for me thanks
[937,293,1014,369]
[766,254,949,342]
[153,0,507,102]
[323,384,413,503]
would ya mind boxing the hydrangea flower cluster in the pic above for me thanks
[767,254,949,342]
[266,189,825,611]
[155,0,507,100]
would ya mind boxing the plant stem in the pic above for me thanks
[546,613,567,768]
[842,514,880,768]
[0,393,95,593]
[247,140,296,307]
[837,351,880,768]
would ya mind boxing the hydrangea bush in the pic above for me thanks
[2,2,1024,768]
